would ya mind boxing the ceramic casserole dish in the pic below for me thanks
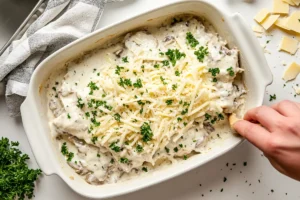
[21,1,273,199]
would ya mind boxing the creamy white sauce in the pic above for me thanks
[46,15,246,185]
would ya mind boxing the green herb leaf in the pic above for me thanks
[115,65,124,75]
[0,138,42,200]
[165,99,173,105]
[269,94,276,101]
[91,136,98,144]
[208,68,220,77]
[165,49,186,66]
[122,56,129,63]
[140,122,153,142]
[109,141,121,152]
[142,167,148,172]
[136,144,144,153]
[114,113,121,122]
[194,46,209,62]
[226,67,235,77]
[88,81,99,95]
[133,78,143,88]
[120,157,129,164]
[186,32,199,48]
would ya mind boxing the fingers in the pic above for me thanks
[233,120,270,152]
[244,106,284,132]
[271,100,300,118]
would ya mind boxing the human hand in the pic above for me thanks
[233,100,300,181]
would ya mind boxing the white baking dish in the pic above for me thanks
[20,1,272,199]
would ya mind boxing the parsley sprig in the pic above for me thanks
[0,138,42,200]
[140,122,153,142]
[186,32,199,48]
[194,46,209,62]
[165,49,186,66]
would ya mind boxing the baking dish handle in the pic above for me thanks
[21,97,56,175]
[228,13,273,87]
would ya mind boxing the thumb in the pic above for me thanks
[233,120,270,152]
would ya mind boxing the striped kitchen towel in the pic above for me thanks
[0,0,122,117]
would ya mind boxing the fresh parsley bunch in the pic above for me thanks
[0,137,42,200]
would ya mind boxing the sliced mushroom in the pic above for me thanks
[203,122,215,133]
[85,173,104,185]
[114,49,123,58]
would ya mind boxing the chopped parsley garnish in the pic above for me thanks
[183,155,188,160]
[165,49,186,66]
[97,153,101,157]
[137,100,145,106]
[118,77,132,88]
[97,72,100,76]
[67,113,71,119]
[77,98,84,109]
[140,122,153,142]
[205,113,211,121]
[61,142,68,155]
[194,46,209,62]
[175,70,180,76]
[67,152,74,162]
[183,102,190,107]
[186,32,199,48]
[109,141,121,152]
[142,167,148,172]
[171,84,177,91]
[0,138,42,200]
[212,77,218,82]
[154,64,160,69]
[174,147,179,152]
[122,56,129,63]
[208,68,220,77]
[91,136,98,144]
[114,113,121,122]
[218,113,224,120]
[177,117,182,122]
[210,117,218,124]
[61,142,74,162]
[115,65,124,75]
[179,144,183,148]
[181,108,188,115]
[165,147,170,153]
[269,94,276,101]
[136,145,144,153]
[165,99,173,105]
[139,107,144,114]
[183,122,187,126]
[88,81,99,95]
[120,157,129,164]
[133,78,143,88]
[227,67,235,77]
[52,87,56,91]
[159,52,164,56]
[110,159,115,164]
[160,76,167,85]
[91,117,100,127]
[162,60,170,66]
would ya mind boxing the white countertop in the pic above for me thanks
[1,0,300,199]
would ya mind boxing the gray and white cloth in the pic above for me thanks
[0,0,121,117]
